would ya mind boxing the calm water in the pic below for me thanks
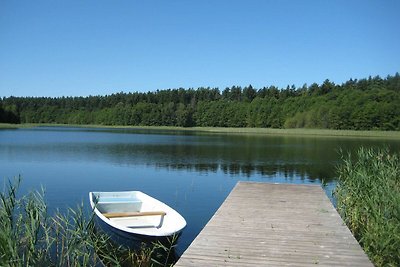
[1,126,399,255]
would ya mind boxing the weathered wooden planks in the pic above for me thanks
[175,182,372,266]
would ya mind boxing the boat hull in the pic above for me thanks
[93,213,181,249]
[89,190,186,250]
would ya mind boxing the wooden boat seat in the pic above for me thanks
[103,211,166,218]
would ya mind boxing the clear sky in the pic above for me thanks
[1,0,399,97]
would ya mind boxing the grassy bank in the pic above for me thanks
[334,148,400,266]
[0,177,175,266]
[192,127,400,139]
[1,123,400,139]
[0,123,38,129]
[0,123,49,129]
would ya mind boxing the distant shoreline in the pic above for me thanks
[1,123,400,139]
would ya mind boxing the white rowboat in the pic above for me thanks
[89,191,186,244]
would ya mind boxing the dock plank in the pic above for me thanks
[175,182,372,266]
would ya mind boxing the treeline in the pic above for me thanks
[1,73,400,130]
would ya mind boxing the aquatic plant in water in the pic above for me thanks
[335,147,400,267]
[0,176,176,266]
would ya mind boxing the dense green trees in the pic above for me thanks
[1,73,399,130]
[0,100,20,123]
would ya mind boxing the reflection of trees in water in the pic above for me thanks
[11,137,399,187]
[3,143,336,183]
[10,130,391,184]
[155,162,335,182]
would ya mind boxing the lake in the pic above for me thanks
[1,126,399,255]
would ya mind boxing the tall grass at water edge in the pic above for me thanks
[2,123,400,140]
[0,177,176,267]
[334,147,400,266]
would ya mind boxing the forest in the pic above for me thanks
[1,73,400,130]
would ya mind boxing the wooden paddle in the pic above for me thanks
[103,211,166,218]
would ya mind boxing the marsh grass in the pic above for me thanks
[0,177,176,267]
[0,123,36,129]
[2,123,400,139]
[335,147,400,266]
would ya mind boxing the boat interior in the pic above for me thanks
[94,194,166,229]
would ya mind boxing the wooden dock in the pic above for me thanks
[175,182,372,266]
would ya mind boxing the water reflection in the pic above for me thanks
[3,127,397,182]
[1,127,399,255]
[154,162,332,182]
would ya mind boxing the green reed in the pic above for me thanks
[334,147,400,267]
[0,177,176,267]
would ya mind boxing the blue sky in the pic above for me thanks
[1,0,399,97]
